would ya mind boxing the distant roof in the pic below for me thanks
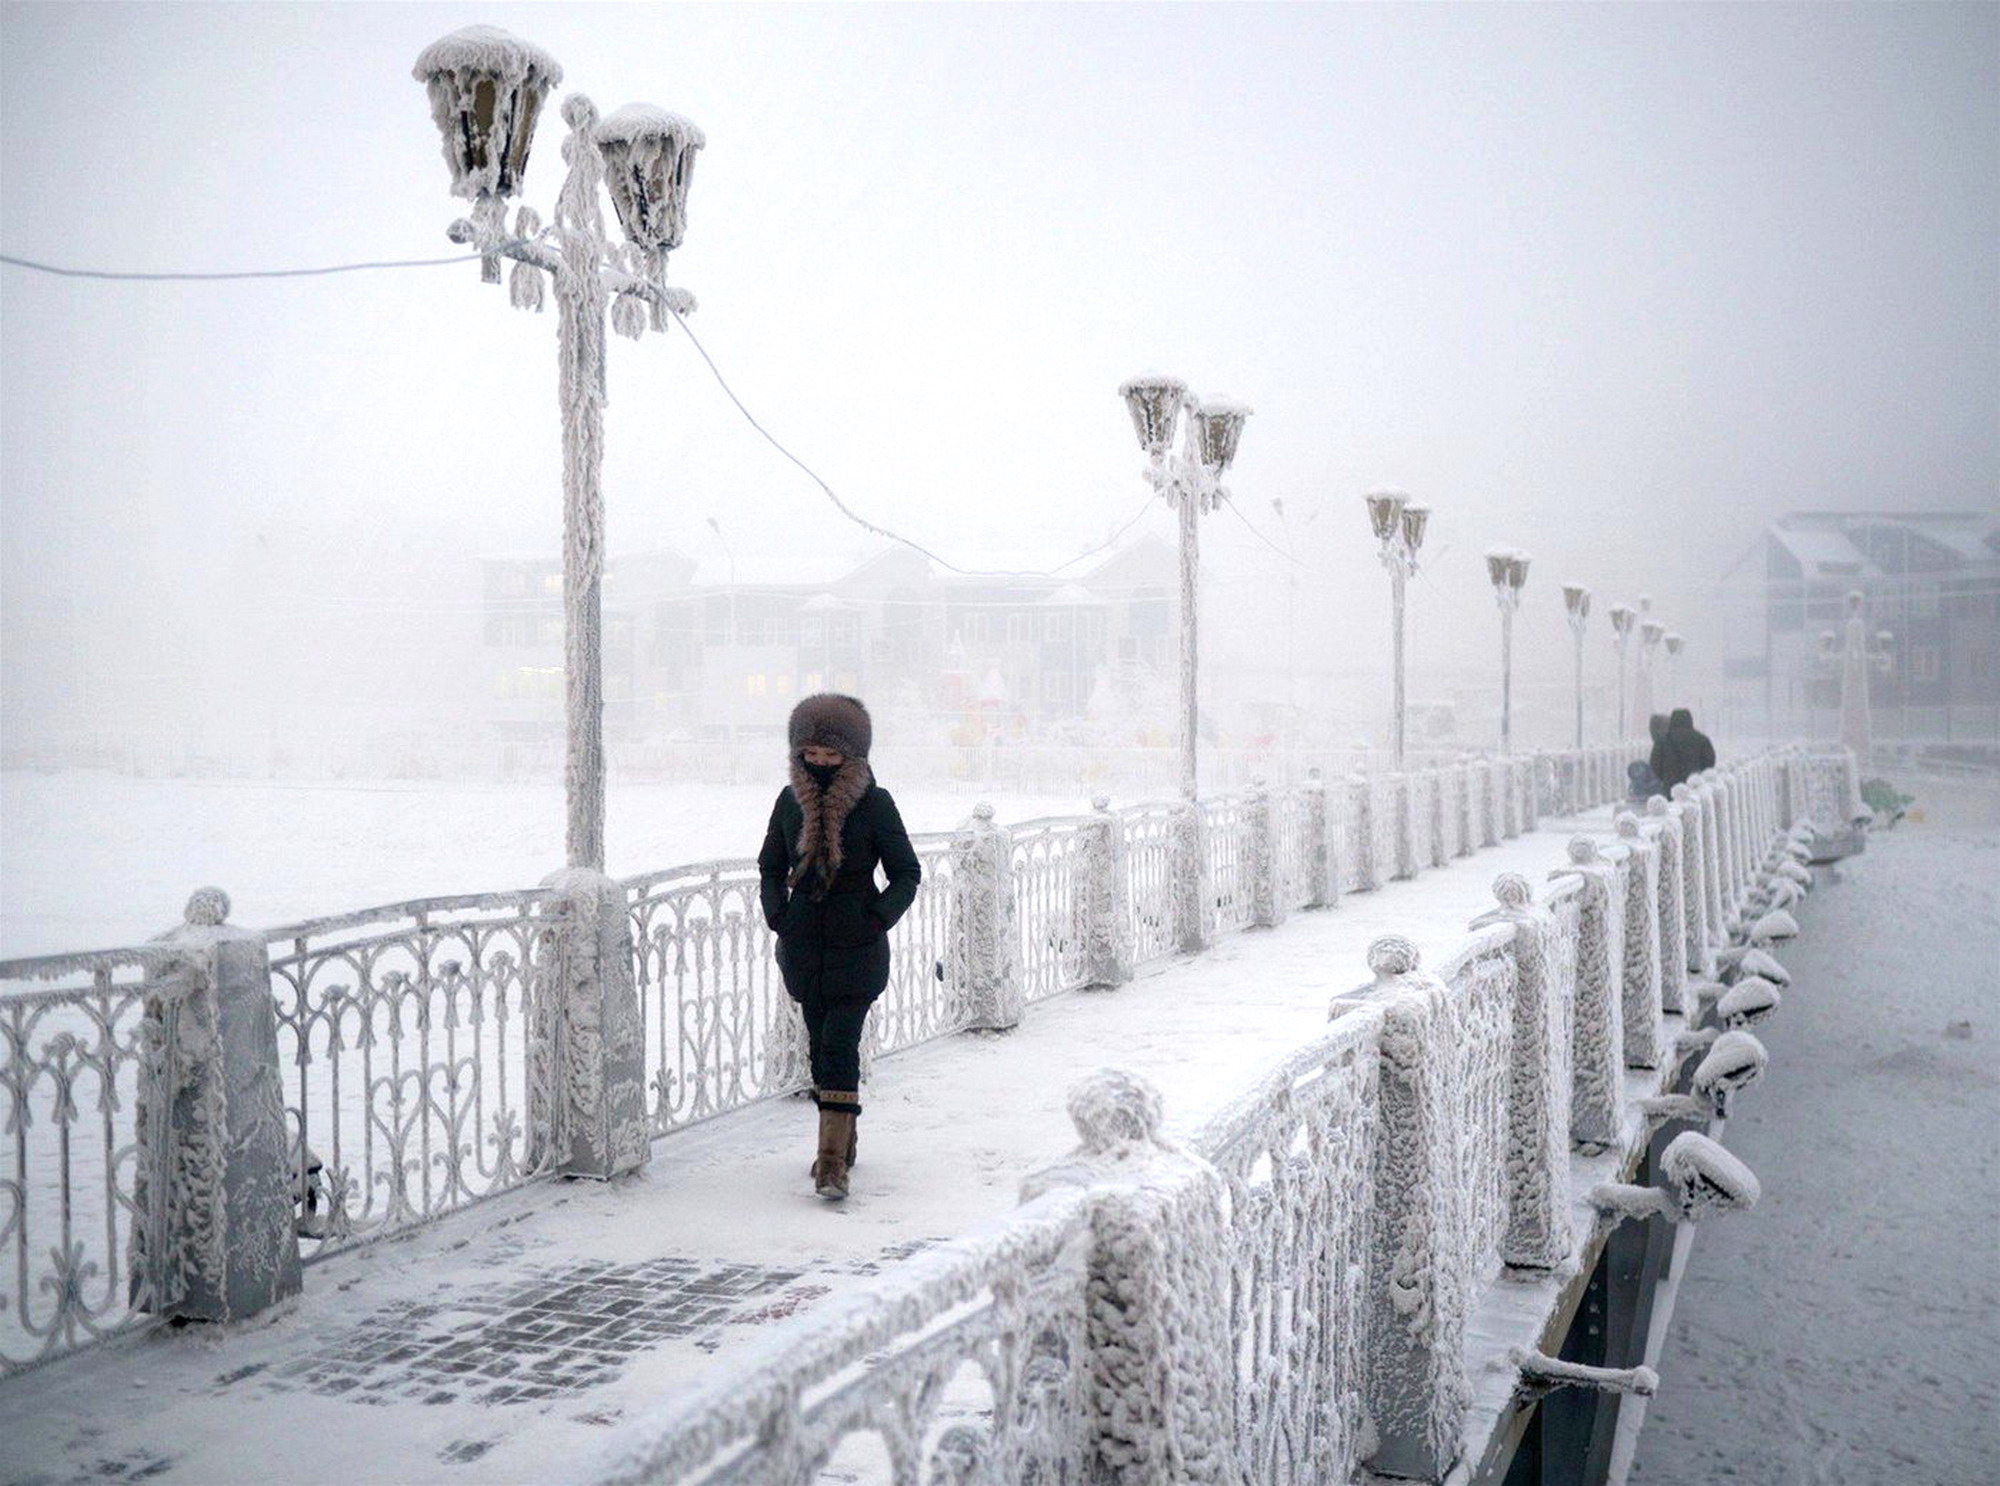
[1766,511,2000,576]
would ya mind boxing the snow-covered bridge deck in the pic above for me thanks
[3,809,1627,1486]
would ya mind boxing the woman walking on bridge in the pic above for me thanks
[759,694,922,1201]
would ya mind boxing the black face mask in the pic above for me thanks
[802,760,841,790]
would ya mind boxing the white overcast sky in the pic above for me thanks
[2,1,1995,734]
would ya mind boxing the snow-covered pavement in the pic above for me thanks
[1628,825,2000,1486]
[0,810,1597,1486]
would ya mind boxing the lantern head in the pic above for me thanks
[1563,583,1591,620]
[1641,618,1665,646]
[1609,603,1637,636]
[1119,375,1189,459]
[414,26,563,201]
[596,104,705,255]
[1818,629,1838,657]
[1508,552,1531,589]
[1364,488,1408,542]
[1193,400,1251,475]
[1400,503,1431,552]
[1665,632,1684,657]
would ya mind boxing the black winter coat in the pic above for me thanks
[1655,711,1717,791]
[758,779,921,1006]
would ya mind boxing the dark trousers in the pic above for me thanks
[800,997,870,1109]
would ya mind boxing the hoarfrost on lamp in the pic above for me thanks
[1399,502,1431,552]
[1118,374,1189,460]
[1364,488,1408,543]
[1193,400,1251,476]
[1717,979,1781,1030]
[413,25,563,200]
[1590,1131,1760,1228]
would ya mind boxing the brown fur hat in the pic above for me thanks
[788,693,872,759]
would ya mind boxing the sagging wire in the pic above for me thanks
[0,247,525,281]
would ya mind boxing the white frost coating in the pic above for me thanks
[1082,800,1136,985]
[593,102,706,148]
[951,804,1022,1030]
[1348,774,1380,892]
[1613,815,1664,1069]
[1022,1070,1236,1484]
[1717,977,1781,1029]
[412,26,563,202]
[1750,908,1800,941]
[1348,938,1475,1481]
[1468,874,1574,1269]
[1660,1130,1761,1218]
[1646,796,1689,1012]
[1172,800,1210,952]
[1549,839,1625,1149]
[1692,1029,1767,1117]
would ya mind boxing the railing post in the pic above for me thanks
[1303,768,1338,909]
[1614,814,1664,1069]
[134,887,301,1323]
[1349,774,1379,892]
[1455,762,1476,857]
[537,869,650,1178]
[1392,772,1417,880]
[1247,777,1284,929]
[1335,937,1474,1482]
[1480,761,1502,848]
[1646,795,1689,1013]
[1469,878,1573,1271]
[1550,839,1625,1151]
[954,802,1022,1029]
[1021,1070,1236,1484]
[1671,783,1715,978]
[1173,799,1211,953]
[1520,756,1541,834]
[1084,796,1135,988]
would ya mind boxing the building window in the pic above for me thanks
[1007,613,1031,643]
[1910,647,1940,684]
[1046,612,1071,642]
[746,673,768,696]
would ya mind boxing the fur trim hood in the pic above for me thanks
[787,754,873,891]
[788,693,872,760]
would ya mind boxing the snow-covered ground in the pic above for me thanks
[0,770,1081,959]
[1629,824,2000,1485]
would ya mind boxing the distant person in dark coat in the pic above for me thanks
[1656,708,1717,790]
[1645,714,1673,797]
[758,693,921,1201]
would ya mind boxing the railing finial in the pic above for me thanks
[183,886,231,927]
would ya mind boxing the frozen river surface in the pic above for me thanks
[1630,825,2000,1486]
[0,770,1079,958]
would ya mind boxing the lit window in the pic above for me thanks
[746,673,768,696]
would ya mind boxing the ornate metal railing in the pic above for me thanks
[1009,818,1094,1003]
[1121,803,1181,965]
[265,891,555,1262]
[589,1188,1095,1486]
[869,835,962,1052]
[1,945,202,1375]
[1436,927,1519,1286]
[1203,793,1257,935]
[623,860,798,1130]
[1193,1012,1384,1485]
[1270,783,1319,912]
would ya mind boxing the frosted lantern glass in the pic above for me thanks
[596,104,706,253]
[1119,376,1188,458]
[413,25,563,200]
[1400,504,1431,551]
[1193,401,1251,474]
[1365,490,1407,541]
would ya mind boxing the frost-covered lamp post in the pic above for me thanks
[1608,602,1637,743]
[1633,599,1662,739]
[1117,375,1251,800]
[1485,547,1531,753]
[1837,590,1893,764]
[1563,583,1591,749]
[1366,490,1430,770]
[414,25,703,869]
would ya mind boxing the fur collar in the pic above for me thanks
[788,756,873,890]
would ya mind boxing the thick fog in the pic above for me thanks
[3,1,1996,776]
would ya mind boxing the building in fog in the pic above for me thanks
[1718,511,2000,743]
[477,536,1176,764]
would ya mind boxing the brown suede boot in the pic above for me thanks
[808,1092,858,1174]
[812,1108,855,1200]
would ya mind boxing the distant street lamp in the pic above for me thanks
[1118,375,1251,800]
[1836,590,1893,763]
[1608,603,1638,742]
[1635,609,1665,738]
[414,26,703,869]
[1563,584,1591,749]
[1485,548,1531,754]
[1664,631,1685,703]
[1365,490,1432,769]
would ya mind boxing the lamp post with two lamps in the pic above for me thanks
[1363,491,1432,771]
[1117,376,1251,801]
[1485,548,1531,754]
[1608,602,1638,743]
[413,25,703,870]
[1563,584,1592,750]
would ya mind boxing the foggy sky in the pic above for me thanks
[2,1,1995,747]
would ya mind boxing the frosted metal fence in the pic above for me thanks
[0,946,201,1375]
[1204,794,1257,935]
[588,1188,1095,1486]
[1121,803,1182,965]
[1009,818,1094,1003]
[265,891,556,1263]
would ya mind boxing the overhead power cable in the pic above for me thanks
[0,247,513,281]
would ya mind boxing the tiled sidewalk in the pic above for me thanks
[0,815,1608,1486]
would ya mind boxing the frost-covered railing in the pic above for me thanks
[588,1188,1096,1486]
[266,891,559,1262]
[0,945,203,1375]
[588,743,1823,1486]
